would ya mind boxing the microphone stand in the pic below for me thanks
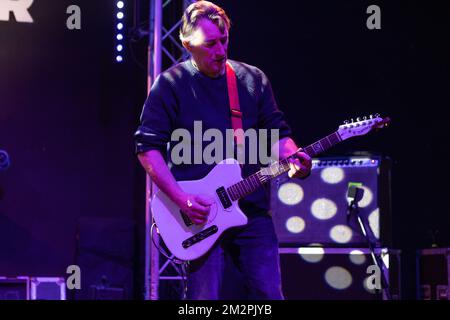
[347,188,392,300]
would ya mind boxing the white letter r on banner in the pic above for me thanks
[0,0,34,23]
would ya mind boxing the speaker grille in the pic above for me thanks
[270,156,392,247]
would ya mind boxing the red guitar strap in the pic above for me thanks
[226,61,245,162]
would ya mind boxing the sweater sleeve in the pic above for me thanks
[134,75,178,155]
[257,70,292,140]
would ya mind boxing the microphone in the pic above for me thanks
[0,150,10,171]
[347,182,364,201]
[347,182,364,219]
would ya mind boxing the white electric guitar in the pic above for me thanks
[151,115,390,261]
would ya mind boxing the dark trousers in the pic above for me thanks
[185,215,284,300]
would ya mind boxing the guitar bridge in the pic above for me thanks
[182,225,218,249]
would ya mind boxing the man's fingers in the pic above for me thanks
[195,195,214,207]
[188,211,208,225]
[192,202,211,216]
[297,153,312,168]
[192,217,207,225]
[288,162,300,178]
[289,161,300,170]
[288,159,311,178]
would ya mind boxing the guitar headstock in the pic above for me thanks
[337,114,390,141]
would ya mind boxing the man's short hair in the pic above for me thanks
[179,1,231,44]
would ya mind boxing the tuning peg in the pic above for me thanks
[374,113,380,118]
[369,114,373,119]
[363,116,367,120]
[343,120,349,124]
[356,117,361,122]
[350,118,355,123]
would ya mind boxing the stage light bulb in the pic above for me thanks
[116,34,123,41]
[117,12,124,19]
[116,44,123,52]
[117,23,123,30]
[116,55,123,62]
[117,1,124,9]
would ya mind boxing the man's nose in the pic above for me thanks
[216,42,226,57]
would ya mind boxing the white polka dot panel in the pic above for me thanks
[311,198,338,220]
[286,216,305,234]
[358,186,373,208]
[324,266,353,290]
[368,208,380,239]
[278,183,304,205]
[349,249,366,265]
[329,225,353,243]
[321,167,345,184]
[297,247,325,263]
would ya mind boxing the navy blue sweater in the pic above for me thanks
[134,59,292,216]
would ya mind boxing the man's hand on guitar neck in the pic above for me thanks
[288,150,312,179]
[273,137,312,179]
[176,193,213,225]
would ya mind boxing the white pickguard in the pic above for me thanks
[151,158,248,261]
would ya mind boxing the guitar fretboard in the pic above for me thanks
[226,132,342,201]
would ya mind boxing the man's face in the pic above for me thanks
[185,18,229,78]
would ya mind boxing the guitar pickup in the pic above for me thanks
[216,186,232,209]
[182,225,218,249]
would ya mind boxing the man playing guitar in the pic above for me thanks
[135,1,311,300]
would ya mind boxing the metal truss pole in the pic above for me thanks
[145,0,162,301]
[145,0,195,301]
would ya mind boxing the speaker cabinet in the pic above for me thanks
[0,277,29,300]
[74,217,135,300]
[30,277,66,300]
[279,247,401,300]
[271,156,392,247]
[417,248,450,300]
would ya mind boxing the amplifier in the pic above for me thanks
[270,155,392,247]
[417,248,450,300]
[31,277,66,300]
[0,277,30,300]
[279,247,401,300]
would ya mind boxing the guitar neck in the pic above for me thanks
[226,132,342,201]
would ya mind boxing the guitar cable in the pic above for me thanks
[150,222,189,300]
